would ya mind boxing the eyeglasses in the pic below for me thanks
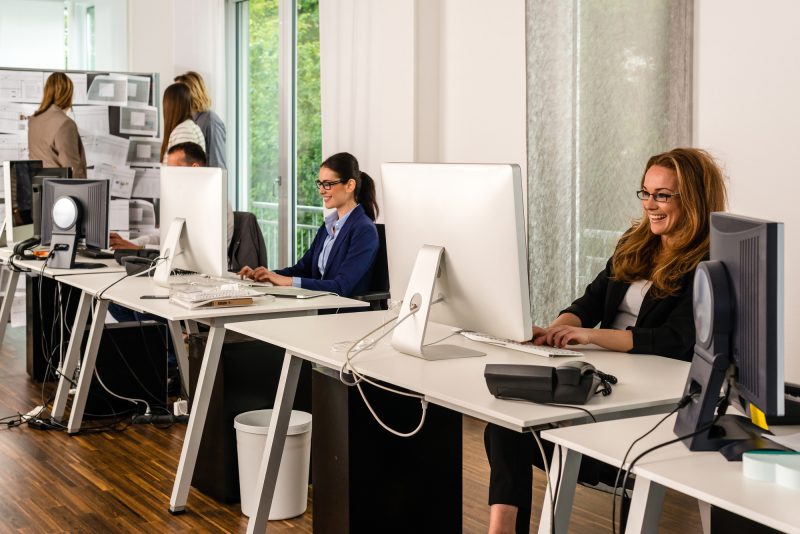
[316,179,345,190]
[636,190,680,203]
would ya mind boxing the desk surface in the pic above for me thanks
[54,272,367,321]
[225,311,690,431]
[542,414,800,534]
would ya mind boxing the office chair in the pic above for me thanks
[228,211,268,272]
[353,223,389,310]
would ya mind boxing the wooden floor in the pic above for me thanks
[0,325,703,533]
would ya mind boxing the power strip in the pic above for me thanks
[21,405,44,422]
[173,399,188,416]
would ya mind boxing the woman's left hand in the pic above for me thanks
[543,325,593,348]
[264,272,292,286]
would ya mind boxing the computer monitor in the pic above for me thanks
[381,163,532,360]
[674,212,785,457]
[155,167,228,284]
[2,160,43,244]
[41,178,110,269]
[32,168,72,239]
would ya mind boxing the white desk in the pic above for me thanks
[542,414,800,534]
[0,248,124,348]
[48,271,366,517]
[223,311,691,533]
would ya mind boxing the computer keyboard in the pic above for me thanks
[460,331,584,357]
[173,288,260,303]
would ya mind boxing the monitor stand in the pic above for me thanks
[153,217,185,287]
[391,244,484,360]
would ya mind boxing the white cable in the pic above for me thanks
[532,430,556,525]
[93,366,151,415]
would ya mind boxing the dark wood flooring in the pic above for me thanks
[0,325,702,533]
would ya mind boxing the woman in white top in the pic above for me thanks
[160,83,205,164]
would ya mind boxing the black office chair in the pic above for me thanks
[353,223,389,310]
[228,211,268,272]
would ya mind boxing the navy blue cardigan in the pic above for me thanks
[275,204,379,297]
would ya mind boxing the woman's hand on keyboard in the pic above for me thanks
[541,325,592,348]
[237,266,292,286]
[531,325,547,344]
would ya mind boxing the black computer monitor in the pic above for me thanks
[41,179,109,269]
[674,212,786,458]
[32,168,72,239]
[2,160,43,244]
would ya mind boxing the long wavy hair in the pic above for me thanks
[160,83,194,160]
[35,73,73,116]
[174,71,212,114]
[612,148,728,298]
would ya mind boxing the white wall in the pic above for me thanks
[695,0,800,383]
[320,0,526,208]
[128,0,174,109]
[0,0,65,69]
[93,0,129,71]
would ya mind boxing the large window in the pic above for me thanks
[233,0,321,269]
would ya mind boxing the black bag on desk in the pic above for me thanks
[484,361,615,405]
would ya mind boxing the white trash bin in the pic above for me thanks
[234,409,312,519]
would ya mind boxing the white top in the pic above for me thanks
[164,119,206,163]
[610,279,652,330]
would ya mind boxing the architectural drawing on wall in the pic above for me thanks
[131,168,160,198]
[126,137,161,167]
[71,105,110,135]
[0,70,44,103]
[0,103,37,134]
[0,134,28,162]
[125,75,151,108]
[81,134,129,168]
[119,105,158,136]
[87,74,127,106]
[89,163,135,199]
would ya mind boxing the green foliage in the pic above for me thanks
[247,0,322,262]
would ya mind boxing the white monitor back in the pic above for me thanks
[159,167,227,277]
[382,163,532,342]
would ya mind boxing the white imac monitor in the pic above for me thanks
[381,163,532,360]
[156,167,227,283]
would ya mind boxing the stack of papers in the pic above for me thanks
[169,286,262,309]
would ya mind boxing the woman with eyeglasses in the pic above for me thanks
[485,147,728,534]
[238,152,379,298]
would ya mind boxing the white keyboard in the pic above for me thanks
[175,288,259,303]
[460,331,584,358]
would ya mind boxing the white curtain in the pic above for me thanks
[526,0,693,325]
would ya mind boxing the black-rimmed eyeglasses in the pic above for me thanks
[636,190,680,203]
[316,179,345,190]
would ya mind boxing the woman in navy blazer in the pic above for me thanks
[239,152,379,298]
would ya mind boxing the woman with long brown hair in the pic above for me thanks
[174,71,226,169]
[28,72,87,177]
[485,147,728,533]
[160,83,205,163]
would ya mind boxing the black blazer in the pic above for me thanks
[560,259,695,361]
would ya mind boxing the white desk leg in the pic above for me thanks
[184,320,199,335]
[625,476,666,534]
[169,322,226,513]
[167,320,190,398]
[66,298,109,434]
[0,268,20,346]
[51,291,92,421]
[0,267,20,344]
[698,500,711,534]
[246,351,302,534]
[538,447,582,534]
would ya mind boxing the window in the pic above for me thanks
[232,0,321,269]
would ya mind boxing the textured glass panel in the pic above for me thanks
[526,0,691,326]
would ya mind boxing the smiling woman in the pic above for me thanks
[485,147,728,534]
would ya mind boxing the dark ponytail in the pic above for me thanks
[321,152,380,221]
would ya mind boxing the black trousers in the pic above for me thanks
[484,422,621,534]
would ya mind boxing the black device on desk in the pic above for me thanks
[484,361,616,405]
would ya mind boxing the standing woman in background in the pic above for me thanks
[174,71,226,169]
[28,72,87,178]
[160,83,205,164]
